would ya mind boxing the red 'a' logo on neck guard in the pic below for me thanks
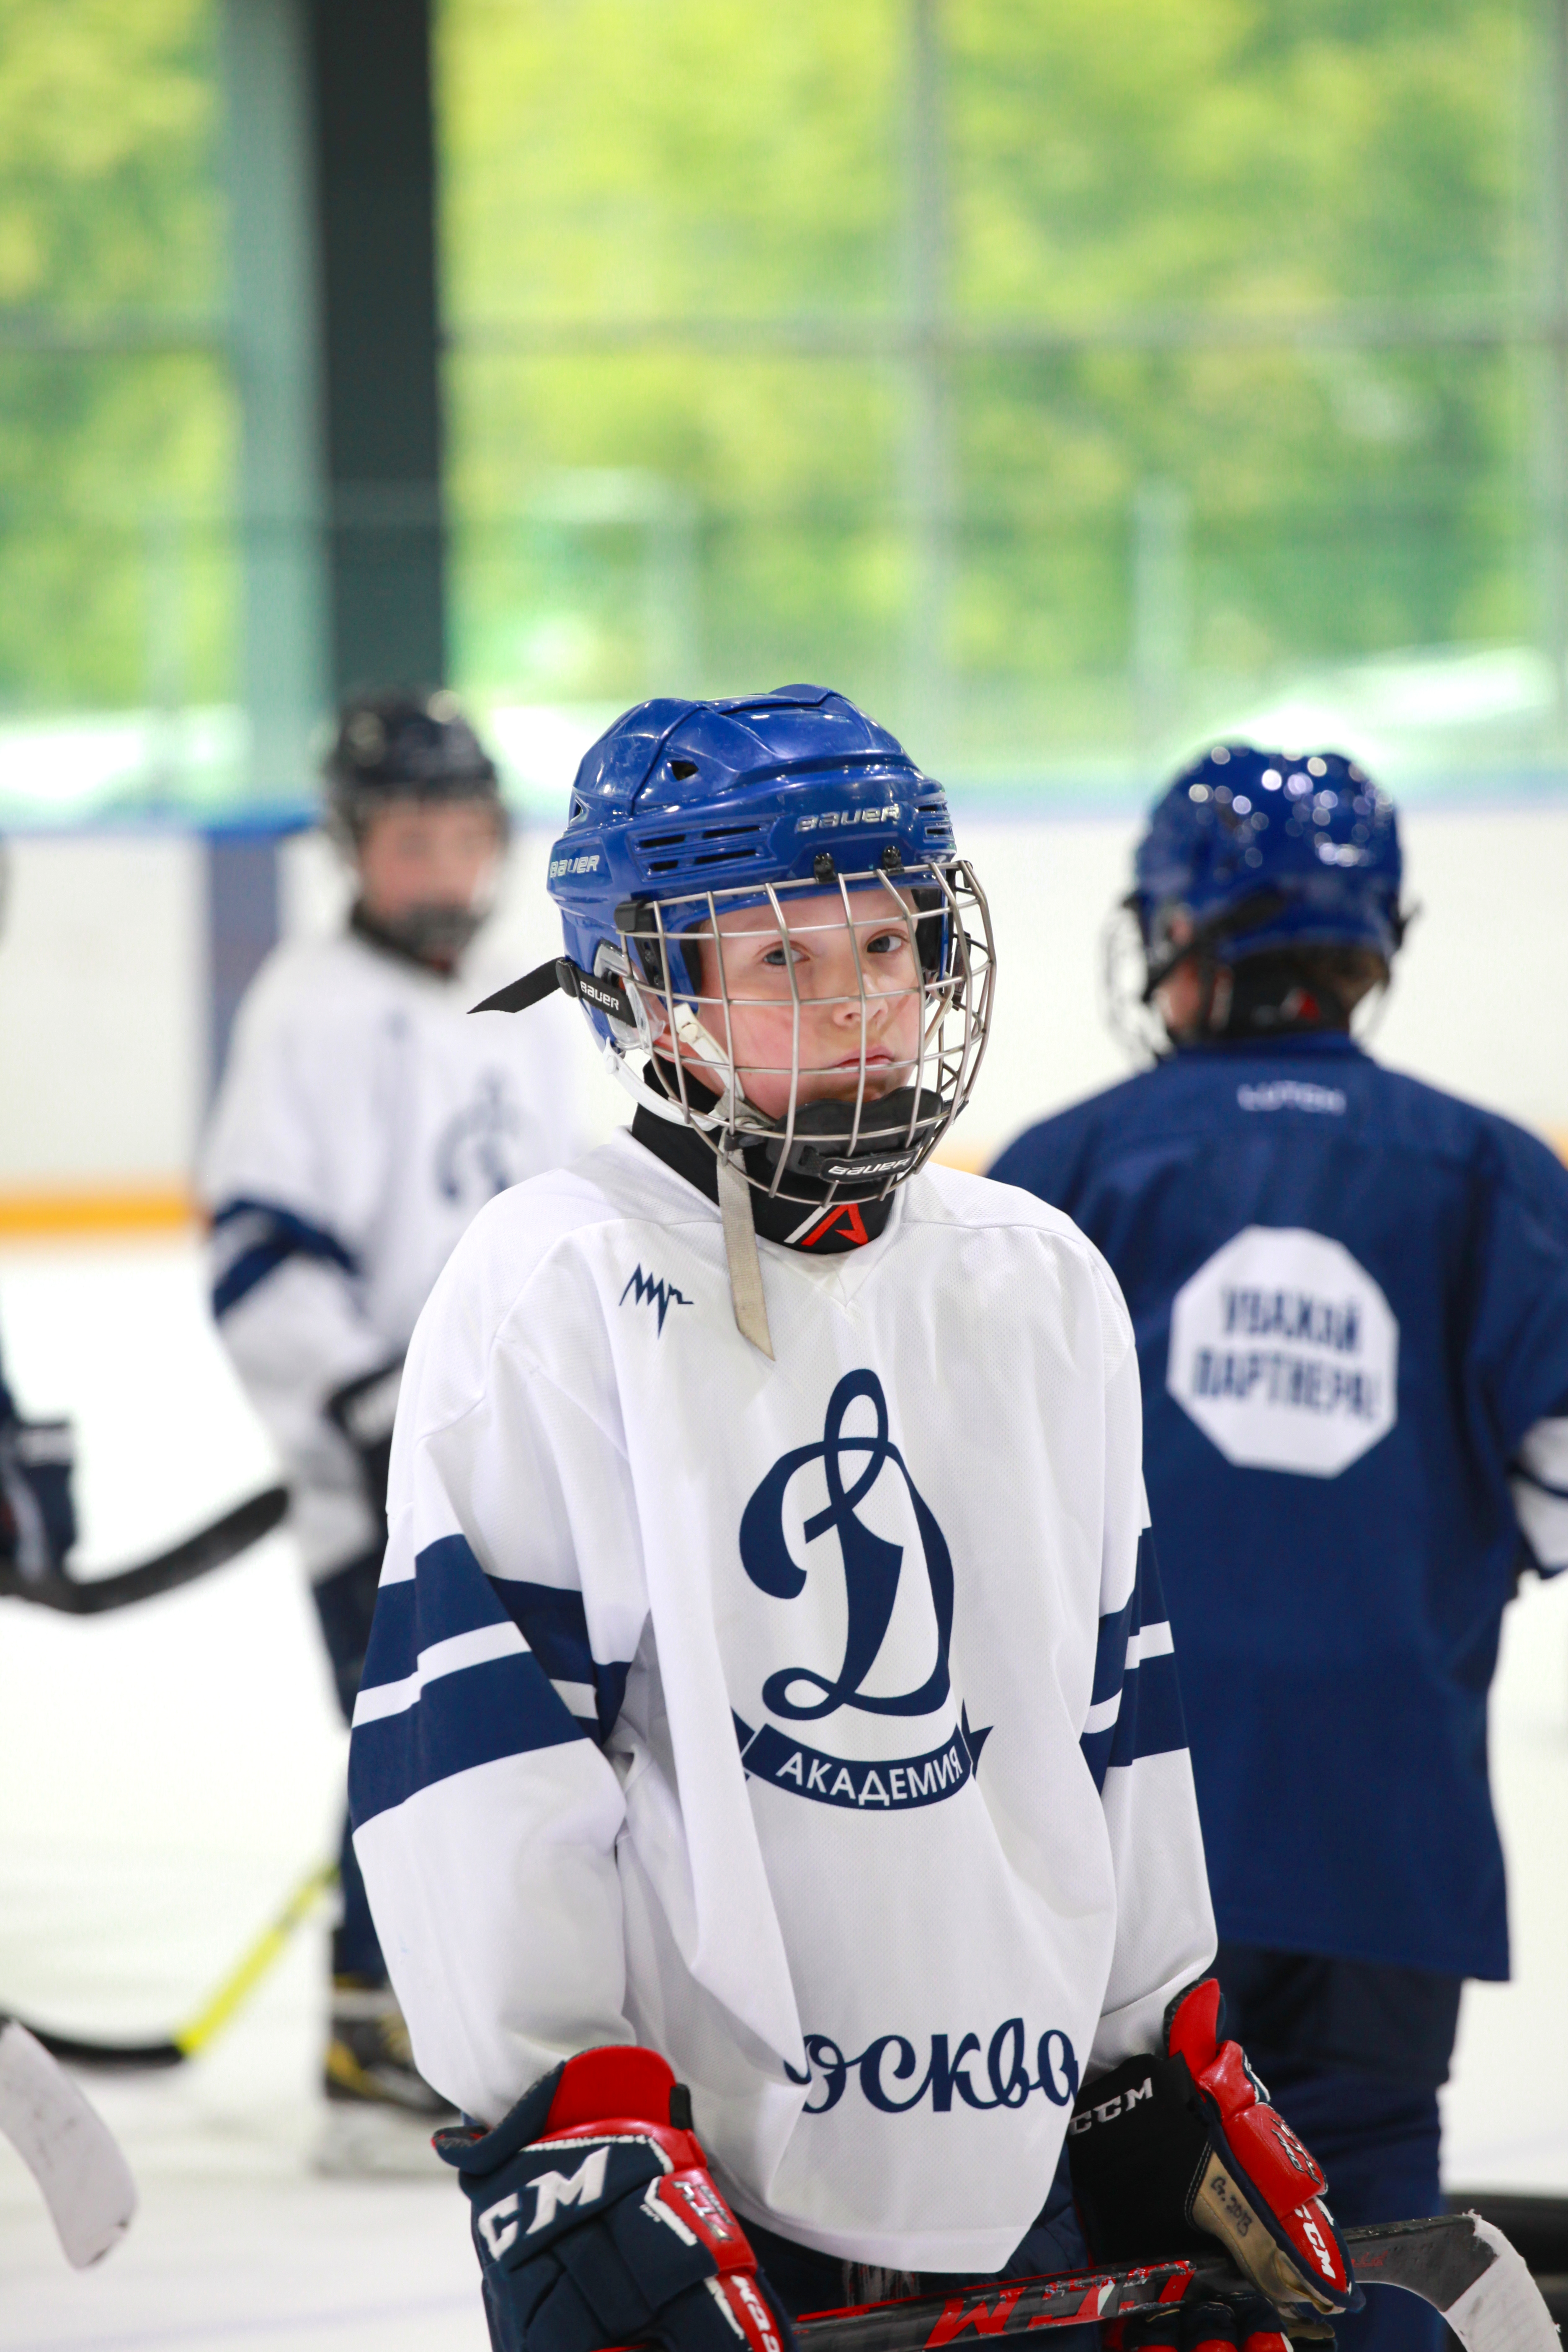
[797,1201,870,1250]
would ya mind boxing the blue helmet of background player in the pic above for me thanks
[528,684,995,1204]
[1134,743,1405,987]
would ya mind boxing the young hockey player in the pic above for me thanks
[347,689,1360,2350]
[991,745,1568,2352]
[201,689,580,2149]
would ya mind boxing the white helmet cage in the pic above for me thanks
[592,856,996,1208]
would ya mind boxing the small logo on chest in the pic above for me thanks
[619,1265,691,1334]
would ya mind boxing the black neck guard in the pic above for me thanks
[631,1066,894,1254]
[350,898,477,977]
[1218,952,1354,1039]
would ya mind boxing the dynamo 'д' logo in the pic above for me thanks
[733,1369,984,1813]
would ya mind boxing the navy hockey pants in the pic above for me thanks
[312,1546,387,1983]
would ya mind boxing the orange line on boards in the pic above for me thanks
[0,1126,1560,1234]
[0,1187,197,1238]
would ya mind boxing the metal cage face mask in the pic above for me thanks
[609,857,995,1211]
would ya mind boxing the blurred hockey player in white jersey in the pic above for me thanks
[201,689,580,2151]
[347,689,1364,2352]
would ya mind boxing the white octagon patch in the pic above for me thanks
[1166,1225,1398,1478]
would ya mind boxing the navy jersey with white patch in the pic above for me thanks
[990,1033,1568,1983]
[347,1135,1215,2274]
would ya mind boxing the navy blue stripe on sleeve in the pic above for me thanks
[350,1647,585,1828]
[360,1534,633,1753]
[1104,1647,1188,1775]
[1089,1591,1136,1708]
[210,1197,360,1319]
[1080,1531,1189,1792]
[359,1534,510,1693]
[488,1576,632,1741]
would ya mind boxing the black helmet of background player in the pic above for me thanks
[324,689,507,972]
[1113,742,1410,1052]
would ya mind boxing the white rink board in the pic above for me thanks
[0,1238,1565,2348]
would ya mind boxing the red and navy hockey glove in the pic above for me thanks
[1068,1980,1359,2331]
[435,2045,794,2352]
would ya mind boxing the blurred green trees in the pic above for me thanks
[0,0,1548,792]
[441,0,1540,777]
[0,0,232,715]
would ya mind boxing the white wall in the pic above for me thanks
[0,832,205,1185]
[0,805,1563,1191]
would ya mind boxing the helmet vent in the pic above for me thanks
[631,818,769,880]
[670,758,699,780]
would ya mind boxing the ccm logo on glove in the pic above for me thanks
[478,2145,614,2256]
[1069,2078,1153,2131]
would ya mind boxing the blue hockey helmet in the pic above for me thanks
[1132,742,1406,996]
[488,686,995,1208]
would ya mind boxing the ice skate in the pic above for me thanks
[314,1977,454,2176]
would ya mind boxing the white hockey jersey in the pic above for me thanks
[199,926,582,1579]
[349,1130,1216,2273]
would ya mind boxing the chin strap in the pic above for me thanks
[716,1147,775,1361]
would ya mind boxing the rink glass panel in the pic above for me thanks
[0,0,238,823]
[438,0,1550,803]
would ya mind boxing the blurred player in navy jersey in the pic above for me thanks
[991,745,1568,2352]
[201,690,581,2162]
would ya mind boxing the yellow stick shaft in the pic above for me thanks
[172,1861,338,2058]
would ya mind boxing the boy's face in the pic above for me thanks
[355,797,503,926]
[667,885,926,1121]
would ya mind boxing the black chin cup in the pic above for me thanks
[755,1088,943,1199]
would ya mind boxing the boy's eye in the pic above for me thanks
[863,928,908,957]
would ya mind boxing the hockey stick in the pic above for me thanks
[0,1481,289,1615]
[8,1858,337,2071]
[793,2217,1560,2352]
[0,2018,136,2266]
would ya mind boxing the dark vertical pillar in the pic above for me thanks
[208,833,283,1095]
[308,0,446,699]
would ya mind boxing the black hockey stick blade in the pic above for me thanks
[7,1856,336,2072]
[794,2217,1561,2352]
[16,2024,184,2072]
[0,1483,290,1615]
[1346,2215,1561,2352]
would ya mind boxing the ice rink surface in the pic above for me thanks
[0,1235,1564,2350]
